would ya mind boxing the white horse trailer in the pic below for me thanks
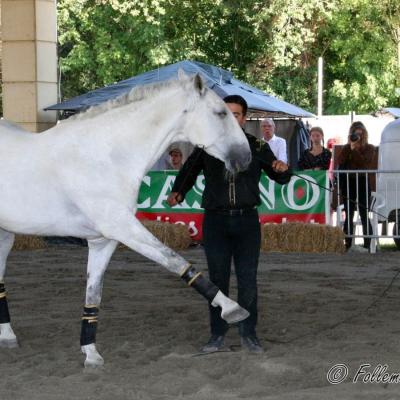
[372,118,400,249]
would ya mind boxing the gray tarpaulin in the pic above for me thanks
[45,60,314,118]
[380,108,400,119]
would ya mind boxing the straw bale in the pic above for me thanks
[12,222,191,252]
[13,235,48,250]
[143,220,192,250]
[261,223,345,253]
[119,220,192,251]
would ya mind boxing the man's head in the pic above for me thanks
[169,147,183,169]
[223,95,248,128]
[260,118,275,141]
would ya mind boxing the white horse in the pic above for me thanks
[0,73,251,367]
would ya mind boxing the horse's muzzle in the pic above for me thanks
[226,145,252,173]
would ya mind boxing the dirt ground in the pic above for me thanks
[1,245,400,400]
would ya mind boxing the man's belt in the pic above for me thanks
[206,208,257,216]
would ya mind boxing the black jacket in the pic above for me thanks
[172,133,292,210]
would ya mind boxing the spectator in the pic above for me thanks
[260,118,288,163]
[337,121,375,251]
[167,146,183,170]
[298,127,331,170]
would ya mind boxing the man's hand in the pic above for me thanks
[167,192,183,206]
[272,160,289,173]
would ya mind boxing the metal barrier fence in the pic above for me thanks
[332,169,400,253]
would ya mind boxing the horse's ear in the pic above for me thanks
[178,68,188,81]
[194,73,206,97]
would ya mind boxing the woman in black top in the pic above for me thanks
[298,126,331,170]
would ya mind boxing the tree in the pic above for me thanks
[57,0,399,113]
[318,0,399,113]
[162,0,265,78]
[247,0,337,112]
[58,0,168,99]
[58,0,267,98]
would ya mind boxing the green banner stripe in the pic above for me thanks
[137,171,327,216]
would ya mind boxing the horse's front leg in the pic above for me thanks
[0,229,18,348]
[102,214,249,324]
[80,237,118,368]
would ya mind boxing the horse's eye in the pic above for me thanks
[215,110,227,118]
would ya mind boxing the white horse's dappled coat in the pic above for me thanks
[0,74,251,366]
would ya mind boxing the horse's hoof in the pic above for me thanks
[0,338,19,348]
[211,291,250,324]
[82,344,104,368]
[84,357,104,368]
[0,323,18,348]
[222,305,250,324]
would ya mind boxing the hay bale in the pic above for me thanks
[261,223,345,253]
[143,220,192,250]
[119,220,192,251]
[12,222,191,252]
[13,235,48,250]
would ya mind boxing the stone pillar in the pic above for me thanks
[1,0,57,132]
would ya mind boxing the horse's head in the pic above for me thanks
[178,72,251,173]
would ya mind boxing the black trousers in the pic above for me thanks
[342,176,372,249]
[202,209,261,337]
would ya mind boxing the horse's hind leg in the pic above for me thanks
[0,229,18,348]
[80,237,118,368]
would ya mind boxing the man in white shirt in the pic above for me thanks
[260,118,288,163]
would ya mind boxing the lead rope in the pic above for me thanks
[261,170,400,345]
[291,170,388,221]
[264,268,400,345]
[187,167,399,353]
[171,148,398,352]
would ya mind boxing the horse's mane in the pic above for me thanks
[65,79,182,123]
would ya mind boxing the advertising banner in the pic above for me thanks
[136,171,330,241]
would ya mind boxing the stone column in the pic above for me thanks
[1,0,57,132]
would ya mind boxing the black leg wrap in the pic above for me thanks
[181,266,219,302]
[80,306,99,346]
[0,283,11,324]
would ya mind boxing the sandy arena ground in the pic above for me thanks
[1,245,400,400]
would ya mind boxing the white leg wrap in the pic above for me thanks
[81,343,104,368]
[0,323,18,348]
[211,291,250,324]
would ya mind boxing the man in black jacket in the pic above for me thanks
[167,95,291,353]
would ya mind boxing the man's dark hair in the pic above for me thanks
[223,95,248,115]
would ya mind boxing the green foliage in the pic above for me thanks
[248,0,336,111]
[57,0,400,113]
[58,0,166,99]
[58,0,266,98]
[319,0,399,113]
[161,0,265,78]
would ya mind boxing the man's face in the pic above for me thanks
[226,103,246,128]
[261,120,275,140]
[170,151,182,168]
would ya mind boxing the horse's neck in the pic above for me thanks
[105,87,185,177]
